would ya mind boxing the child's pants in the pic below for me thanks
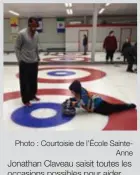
[94,101,132,115]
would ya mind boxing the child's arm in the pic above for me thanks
[82,91,94,112]
[72,101,80,108]
[69,98,80,108]
[81,105,93,112]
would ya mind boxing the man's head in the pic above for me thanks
[69,80,82,97]
[28,17,38,33]
[83,34,87,38]
[109,31,114,36]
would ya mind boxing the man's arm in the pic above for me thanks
[103,37,107,49]
[36,46,40,61]
[15,33,23,63]
[115,37,117,51]
[121,43,125,53]
[36,34,40,61]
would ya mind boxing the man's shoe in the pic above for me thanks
[33,96,40,101]
[24,102,32,107]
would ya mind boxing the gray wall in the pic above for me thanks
[4,18,65,51]
[4,16,137,51]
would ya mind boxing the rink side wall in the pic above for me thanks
[65,24,137,52]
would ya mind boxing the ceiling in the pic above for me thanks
[4,3,137,18]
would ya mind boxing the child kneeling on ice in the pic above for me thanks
[69,80,136,115]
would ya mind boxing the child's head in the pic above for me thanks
[69,80,82,97]
[83,34,87,38]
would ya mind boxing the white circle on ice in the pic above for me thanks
[31,108,57,119]
[55,72,67,75]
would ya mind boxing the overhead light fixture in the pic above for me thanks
[105,3,111,6]
[99,8,105,14]
[66,9,69,14]
[65,3,68,7]
[66,9,73,15]
[65,3,72,7]
[69,9,73,14]
[9,10,20,16]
